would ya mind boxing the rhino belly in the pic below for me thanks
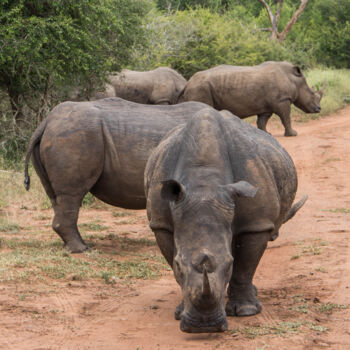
[89,155,147,210]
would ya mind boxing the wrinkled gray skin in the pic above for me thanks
[93,67,187,105]
[183,61,324,136]
[24,98,209,253]
[145,108,307,333]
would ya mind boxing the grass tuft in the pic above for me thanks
[318,303,349,313]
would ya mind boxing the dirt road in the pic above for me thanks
[1,107,350,349]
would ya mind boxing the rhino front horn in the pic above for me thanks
[202,267,212,298]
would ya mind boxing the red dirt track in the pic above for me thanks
[1,107,350,349]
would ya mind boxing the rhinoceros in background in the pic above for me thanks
[145,108,307,333]
[24,98,209,253]
[183,61,325,136]
[93,67,187,105]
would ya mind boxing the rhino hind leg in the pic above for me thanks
[226,231,270,317]
[257,113,272,133]
[52,194,89,253]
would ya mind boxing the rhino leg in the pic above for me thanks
[52,194,88,253]
[275,103,297,136]
[153,229,174,268]
[226,231,270,317]
[153,229,184,320]
[257,113,272,133]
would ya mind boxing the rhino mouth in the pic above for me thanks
[180,309,228,333]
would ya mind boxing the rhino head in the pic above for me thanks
[292,66,326,114]
[161,179,257,333]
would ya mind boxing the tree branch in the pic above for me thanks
[275,0,284,27]
[258,0,275,28]
[278,0,310,41]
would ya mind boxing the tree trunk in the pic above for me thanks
[258,0,310,42]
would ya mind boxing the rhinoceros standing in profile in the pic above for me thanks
[145,108,307,333]
[183,61,325,136]
[24,98,209,253]
[93,67,187,105]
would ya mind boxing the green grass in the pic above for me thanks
[239,321,305,339]
[318,303,349,313]
[78,221,108,232]
[324,208,350,214]
[292,239,328,259]
[0,167,50,211]
[0,221,20,234]
[0,235,167,283]
[309,324,329,332]
[112,211,136,218]
[230,321,329,339]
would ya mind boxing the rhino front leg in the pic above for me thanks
[257,113,272,133]
[153,229,174,267]
[226,231,270,317]
[153,229,184,320]
[276,103,297,136]
[52,194,89,253]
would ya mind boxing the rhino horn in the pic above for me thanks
[202,266,212,298]
[319,80,327,98]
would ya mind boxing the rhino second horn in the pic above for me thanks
[320,80,327,97]
[202,267,212,298]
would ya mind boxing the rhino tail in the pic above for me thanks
[283,195,308,223]
[24,118,48,191]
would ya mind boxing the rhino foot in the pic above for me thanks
[64,240,90,254]
[284,129,297,137]
[225,299,262,317]
[226,283,261,317]
[175,301,184,320]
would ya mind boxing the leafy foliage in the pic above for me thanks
[0,0,150,162]
[133,8,304,79]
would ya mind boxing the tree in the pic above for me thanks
[0,0,150,127]
[156,0,227,13]
[258,0,310,41]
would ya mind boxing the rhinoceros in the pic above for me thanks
[145,108,307,333]
[183,61,325,136]
[93,67,187,105]
[24,98,209,253]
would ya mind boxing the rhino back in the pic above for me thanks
[146,109,297,233]
[185,63,296,117]
[41,98,207,209]
[110,68,187,104]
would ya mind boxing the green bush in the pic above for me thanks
[132,8,309,79]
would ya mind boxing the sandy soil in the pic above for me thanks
[1,108,350,349]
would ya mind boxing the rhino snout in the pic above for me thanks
[180,307,228,333]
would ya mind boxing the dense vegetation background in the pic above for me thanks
[0,0,349,166]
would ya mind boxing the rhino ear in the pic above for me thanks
[223,181,258,199]
[161,179,186,202]
[293,66,302,77]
